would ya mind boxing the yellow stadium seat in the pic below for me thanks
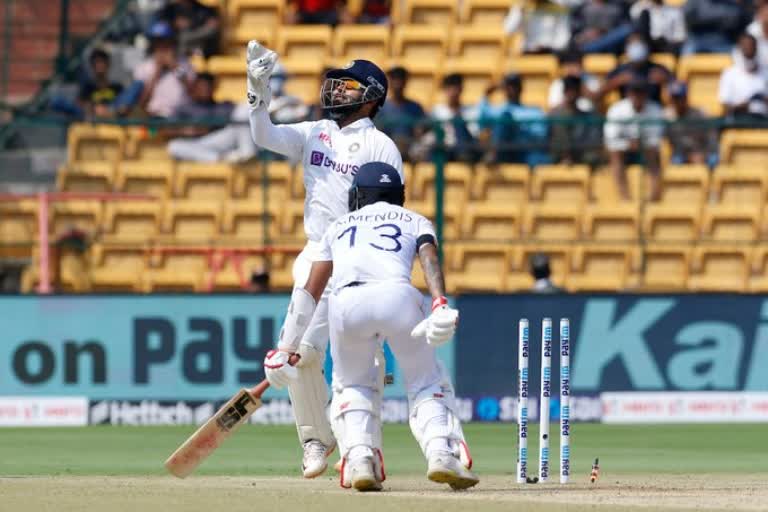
[518,243,572,290]
[174,162,234,200]
[392,24,447,61]
[471,163,529,202]
[227,0,280,54]
[650,53,677,72]
[660,164,710,206]
[210,251,270,291]
[461,202,523,241]
[583,54,617,81]
[404,0,457,25]
[640,244,691,291]
[711,166,768,207]
[449,26,507,63]
[643,204,701,242]
[160,201,222,243]
[233,160,293,203]
[582,203,640,242]
[406,200,462,241]
[449,242,509,292]
[439,60,499,105]
[57,165,113,193]
[502,54,558,110]
[410,162,472,204]
[290,164,307,199]
[590,165,645,203]
[114,160,173,198]
[0,200,39,245]
[51,200,102,238]
[677,54,732,115]
[461,0,512,26]
[146,249,208,292]
[221,200,278,244]
[124,127,171,161]
[720,129,768,166]
[688,245,750,292]
[64,124,126,189]
[269,245,303,290]
[277,25,332,62]
[385,59,441,108]
[531,164,590,204]
[207,55,249,102]
[281,59,326,105]
[701,204,760,241]
[101,200,161,244]
[90,243,147,292]
[523,203,582,241]
[503,245,531,291]
[568,244,632,291]
[333,25,390,63]
[749,246,768,292]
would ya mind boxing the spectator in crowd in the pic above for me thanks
[665,81,719,167]
[602,32,672,104]
[78,49,124,118]
[548,50,601,112]
[504,0,571,54]
[249,268,271,293]
[549,75,603,166]
[155,0,221,57]
[375,66,426,161]
[355,0,391,24]
[570,0,633,54]
[412,73,480,163]
[529,253,565,294]
[163,73,234,138]
[604,78,665,201]
[285,0,352,25]
[630,0,687,54]
[478,73,549,166]
[115,21,195,118]
[682,0,752,54]
[719,32,768,118]
[747,4,768,68]
[168,63,307,162]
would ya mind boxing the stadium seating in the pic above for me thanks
[660,164,710,206]
[207,56,248,102]
[90,243,147,292]
[145,249,209,292]
[277,25,333,62]
[677,54,732,115]
[450,242,509,292]
[227,0,281,54]
[701,204,761,242]
[115,160,173,198]
[471,163,529,202]
[503,54,558,110]
[568,244,633,291]
[643,204,701,242]
[461,202,523,241]
[403,0,457,25]
[582,203,640,242]
[333,25,390,64]
[688,245,750,292]
[719,130,768,166]
[640,244,691,291]
[523,203,582,241]
[174,162,234,200]
[711,166,768,207]
[460,0,513,26]
[748,247,768,292]
[410,162,472,204]
[101,200,161,244]
[518,243,570,290]
[530,165,590,205]
[0,200,39,246]
[449,26,507,65]
[221,200,279,244]
[51,200,102,238]
[159,200,222,243]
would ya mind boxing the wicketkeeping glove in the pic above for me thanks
[410,296,459,346]
[264,349,298,389]
[246,40,278,110]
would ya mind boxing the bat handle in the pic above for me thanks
[251,353,301,399]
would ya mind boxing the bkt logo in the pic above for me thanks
[309,150,359,175]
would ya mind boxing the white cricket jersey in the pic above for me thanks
[249,107,404,242]
[318,201,436,291]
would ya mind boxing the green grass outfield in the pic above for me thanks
[1,423,766,477]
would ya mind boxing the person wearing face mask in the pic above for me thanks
[602,32,672,104]
[719,32,768,118]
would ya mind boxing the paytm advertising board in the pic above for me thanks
[0,295,452,400]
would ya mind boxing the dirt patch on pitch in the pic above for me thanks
[1,474,766,512]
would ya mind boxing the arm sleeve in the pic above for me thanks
[318,225,334,261]
[416,215,437,243]
[248,104,313,159]
[373,134,405,182]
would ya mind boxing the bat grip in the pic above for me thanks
[251,353,301,399]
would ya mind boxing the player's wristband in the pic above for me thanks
[432,296,448,311]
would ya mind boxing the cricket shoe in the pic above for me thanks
[427,453,479,490]
[345,456,383,492]
[302,439,335,478]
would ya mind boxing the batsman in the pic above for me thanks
[246,41,402,477]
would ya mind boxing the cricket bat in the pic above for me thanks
[164,355,298,478]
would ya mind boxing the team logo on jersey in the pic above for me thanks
[310,151,324,166]
[379,174,392,183]
[318,132,333,148]
[348,142,360,153]
[310,150,360,175]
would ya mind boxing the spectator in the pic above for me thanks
[747,4,768,68]
[682,0,752,55]
[548,50,601,112]
[602,32,672,104]
[630,0,687,54]
[719,32,768,118]
[156,0,221,57]
[355,0,391,24]
[504,0,571,54]
[571,0,633,54]
[166,73,234,137]
[168,64,308,163]
[285,0,352,25]
[549,75,603,166]
[375,67,426,161]
[604,78,665,201]
[249,268,271,293]
[478,73,549,165]
[412,73,480,163]
[530,253,565,294]
[78,49,124,118]
[665,81,719,167]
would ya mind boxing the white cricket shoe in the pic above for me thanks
[348,456,383,492]
[427,453,479,490]
[302,440,334,478]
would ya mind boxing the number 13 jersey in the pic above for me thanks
[318,201,436,291]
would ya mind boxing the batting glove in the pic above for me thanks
[246,40,277,110]
[411,296,459,346]
[264,349,298,389]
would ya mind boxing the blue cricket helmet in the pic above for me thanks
[348,162,405,211]
[322,60,388,118]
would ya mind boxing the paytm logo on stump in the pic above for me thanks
[310,150,359,175]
